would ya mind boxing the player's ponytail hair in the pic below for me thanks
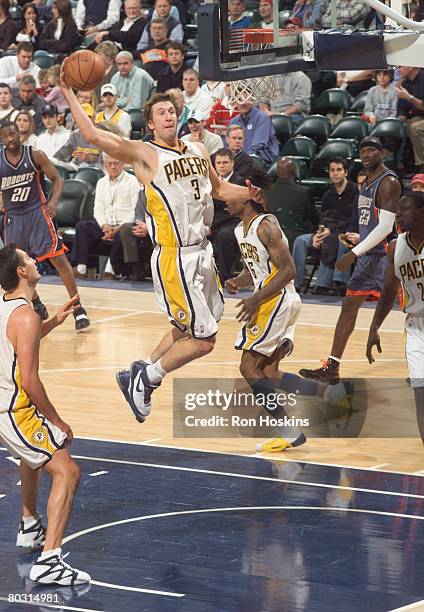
[239,166,273,212]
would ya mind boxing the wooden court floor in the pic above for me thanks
[36,283,424,475]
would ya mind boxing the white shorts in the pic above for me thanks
[151,240,224,339]
[235,289,301,357]
[405,316,424,388]
[0,405,67,469]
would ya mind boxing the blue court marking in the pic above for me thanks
[0,438,423,612]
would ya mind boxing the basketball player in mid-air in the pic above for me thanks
[0,121,90,332]
[367,191,424,443]
[60,69,266,421]
[300,136,402,382]
[226,169,353,452]
[0,244,90,584]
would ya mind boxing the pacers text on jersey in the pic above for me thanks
[163,156,208,184]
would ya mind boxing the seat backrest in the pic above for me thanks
[369,118,407,145]
[350,90,369,112]
[33,54,57,69]
[281,136,316,159]
[128,110,146,131]
[73,167,104,188]
[313,88,351,113]
[330,117,369,140]
[249,154,266,169]
[55,179,90,227]
[312,139,356,175]
[270,115,293,146]
[294,115,331,145]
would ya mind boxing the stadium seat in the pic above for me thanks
[312,88,351,116]
[249,154,266,168]
[55,179,92,245]
[329,117,369,142]
[281,136,316,161]
[53,164,70,180]
[73,167,104,188]
[346,90,369,116]
[33,54,57,69]
[128,110,146,139]
[369,118,407,168]
[10,5,22,20]
[268,157,308,182]
[271,115,293,148]
[294,115,331,146]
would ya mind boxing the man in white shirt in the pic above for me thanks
[182,69,213,120]
[95,83,132,137]
[36,104,70,158]
[181,109,223,155]
[0,83,19,125]
[0,41,40,89]
[71,155,141,279]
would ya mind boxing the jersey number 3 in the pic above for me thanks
[10,186,31,203]
[191,178,200,200]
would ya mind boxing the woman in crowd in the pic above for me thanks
[0,0,19,50]
[38,0,80,55]
[16,3,40,48]
[15,110,37,145]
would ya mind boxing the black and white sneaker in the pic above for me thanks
[16,515,46,549]
[29,552,91,585]
[32,299,49,321]
[73,305,90,333]
[116,361,157,422]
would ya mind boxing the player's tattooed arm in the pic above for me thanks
[366,240,400,363]
[255,217,296,304]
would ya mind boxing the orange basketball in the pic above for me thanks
[64,50,106,92]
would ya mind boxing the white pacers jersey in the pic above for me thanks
[144,140,214,247]
[0,296,31,414]
[394,232,424,317]
[234,213,296,293]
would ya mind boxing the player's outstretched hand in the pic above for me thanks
[225,278,239,294]
[236,295,259,322]
[335,250,357,272]
[245,180,267,207]
[366,329,382,364]
[55,294,80,325]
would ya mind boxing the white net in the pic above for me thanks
[229,75,276,106]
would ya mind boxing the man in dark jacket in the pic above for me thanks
[292,157,358,293]
[210,149,242,283]
[93,0,146,58]
[267,157,317,250]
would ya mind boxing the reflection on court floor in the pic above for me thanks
[0,439,423,612]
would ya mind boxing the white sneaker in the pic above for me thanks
[16,515,46,549]
[29,552,91,585]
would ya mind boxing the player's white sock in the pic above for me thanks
[146,360,166,385]
[23,514,39,528]
[40,547,61,559]
[77,264,87,275]
[329,356,341,363]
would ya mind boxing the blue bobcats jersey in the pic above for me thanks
[357,169,399,255]
[0,145,48,215]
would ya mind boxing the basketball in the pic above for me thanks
[63,50,105,92]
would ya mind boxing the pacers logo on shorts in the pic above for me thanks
[175,309,188,324]
[32,428,47,445]
[249,325,261,337]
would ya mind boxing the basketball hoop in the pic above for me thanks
[229,75,276,105]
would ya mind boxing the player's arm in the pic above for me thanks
[236,218,295,322]
[32,149,63,215]
[40,295,81,338]
[199,143,266,206]
[225,261,253,293]
[59,66,155,171]
[7,306,73,441]
[336,176,401,270]
[366,240,400,363]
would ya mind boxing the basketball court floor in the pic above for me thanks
[0,279,423,612]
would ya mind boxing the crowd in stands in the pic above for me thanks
[1,0,424,289]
